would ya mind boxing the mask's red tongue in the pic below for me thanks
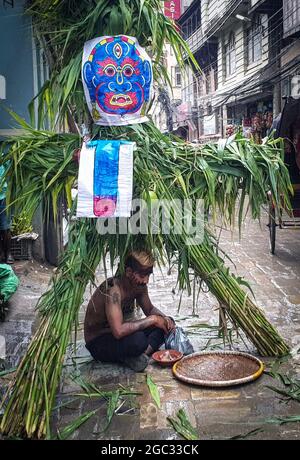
[117,96,126,103]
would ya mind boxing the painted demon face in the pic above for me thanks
[83,36,152,116]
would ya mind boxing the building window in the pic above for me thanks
[247,17,262,65]
[197,74,204,97]
[171,66,181,87]
[175,65,181,86]
[225,33,236,78]
[192,75,198,104]
[205,72,211,95]
[213,66,218,91]
[181,8,201,39]
[284,0,300,34]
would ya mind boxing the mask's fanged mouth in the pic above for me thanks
[110,94,132,106]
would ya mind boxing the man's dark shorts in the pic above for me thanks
[86,327,165,363]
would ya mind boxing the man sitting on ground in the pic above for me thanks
[84,250,175,372]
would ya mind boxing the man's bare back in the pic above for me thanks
[84,251,176,371]
[84,276,149,344]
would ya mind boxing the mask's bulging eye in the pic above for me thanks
[104,65,116,77]
[123,65,134,77]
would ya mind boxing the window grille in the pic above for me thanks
[247,16,262,65]
[225,33,236,78]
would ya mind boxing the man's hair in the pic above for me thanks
[125,251,155,275]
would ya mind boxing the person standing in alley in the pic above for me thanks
[0,164,14,264]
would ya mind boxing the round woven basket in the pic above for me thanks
[172,351,264,387]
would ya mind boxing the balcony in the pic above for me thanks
[203,0,247,35]
[186,27,204,54]
[179,0,248,56]
[283,0,300,39]
[190,0,247,52]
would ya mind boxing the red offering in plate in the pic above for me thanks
[152,349,183,366]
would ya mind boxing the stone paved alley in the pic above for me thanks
[1,212,300,440]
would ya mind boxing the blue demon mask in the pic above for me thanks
[82,35,152,124]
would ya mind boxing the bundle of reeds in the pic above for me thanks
[0,219,102,438]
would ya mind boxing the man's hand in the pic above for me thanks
[151,315,169,334]
[164,316,176,333]
[151,315,176,334]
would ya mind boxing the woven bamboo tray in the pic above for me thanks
[172,351,264,387]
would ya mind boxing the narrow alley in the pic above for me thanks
[2,211,299,440]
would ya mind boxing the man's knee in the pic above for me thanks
[155,327,165,341]
[123,331,148,357]
[148,327,165,351]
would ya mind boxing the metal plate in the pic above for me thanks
[172,351,264,387]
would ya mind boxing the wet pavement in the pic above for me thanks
[1,212,300,440]
[0,260,52,368]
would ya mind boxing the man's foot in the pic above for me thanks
[121,353,149,372]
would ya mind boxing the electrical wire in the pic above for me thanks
[174,56,300,127]
[181,2,299,91]
[178,4,300,113]
[213,40,300,109]
[178,53,300,123]
[181,0,283,74]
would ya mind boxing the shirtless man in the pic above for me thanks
[84,251,175,372]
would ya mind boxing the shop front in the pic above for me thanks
[226,98,274,143]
